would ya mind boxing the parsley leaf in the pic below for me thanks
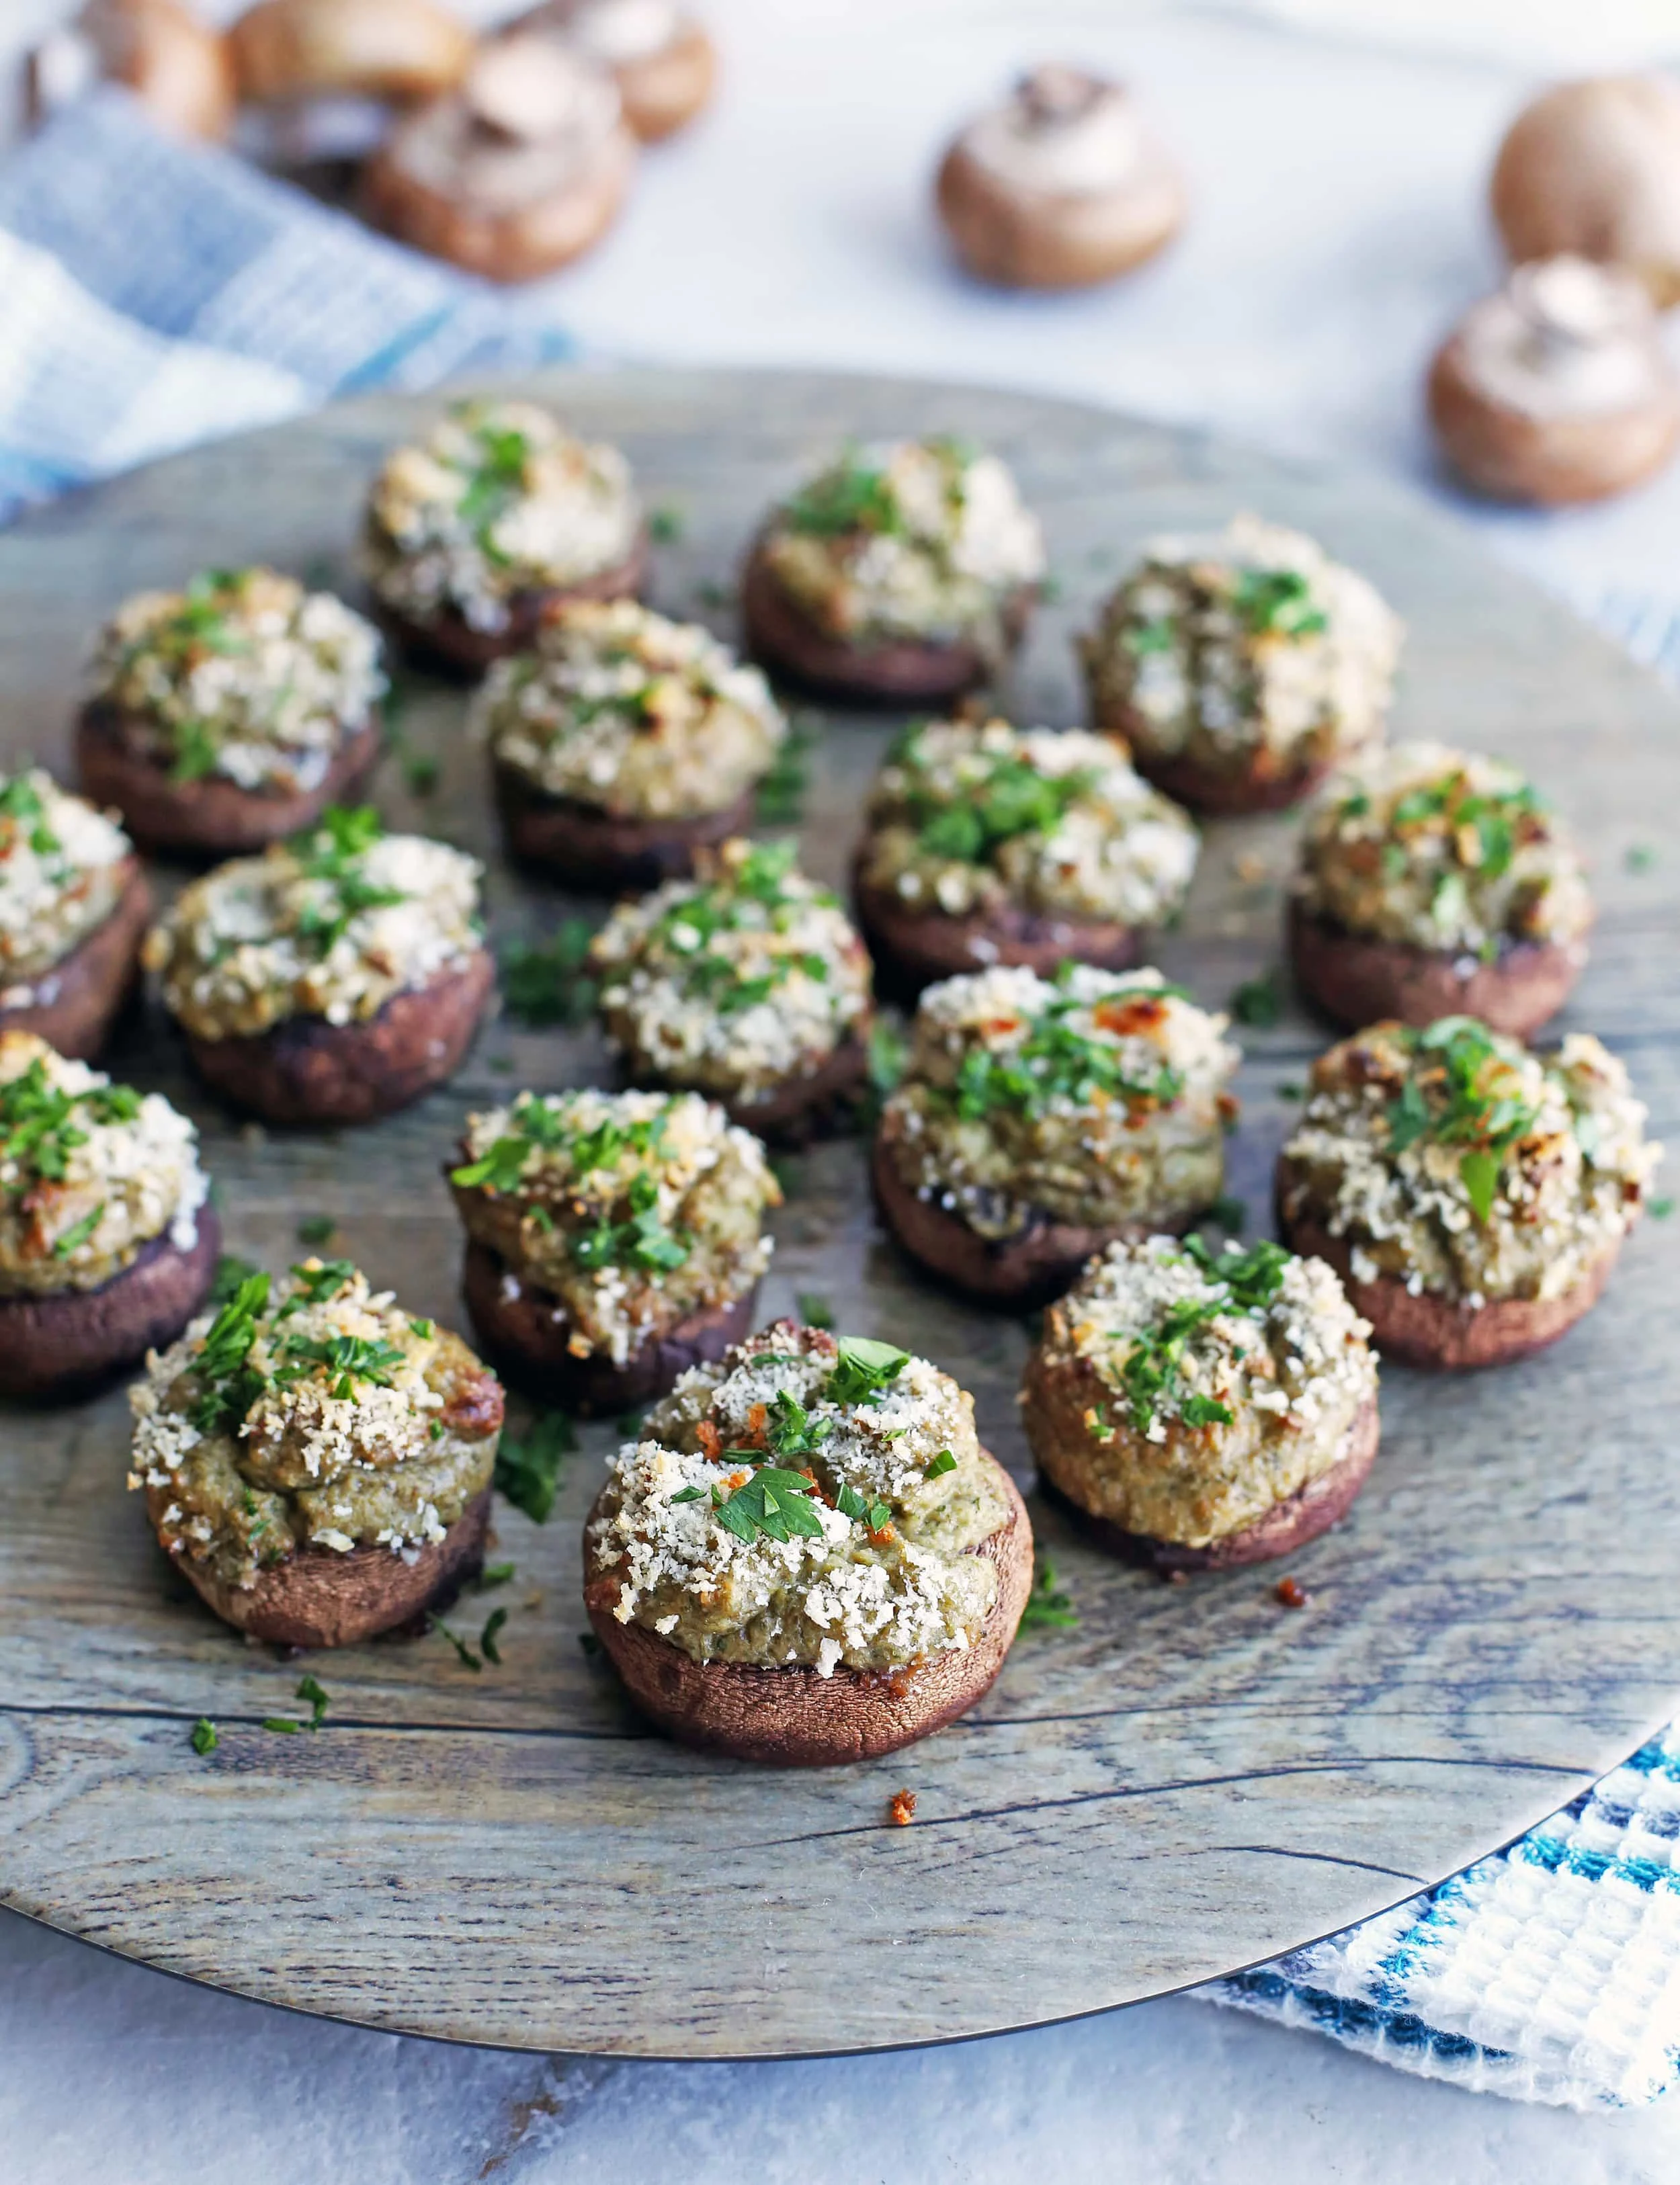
[190,1718,218,1756]
[479,1606,509,1666]
[296,1675,329,1729]
[1230,970,1282,1028]
[824,1335,909,1406]
[500,920,599,1027]
[495,1410,575,1525]
[1019,1557,1079,1632]
[296,1214,335,1246]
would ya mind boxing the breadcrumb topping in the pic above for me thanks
[473,599,785,820]
[586,1322,1009,1672]
[0,769,131,991]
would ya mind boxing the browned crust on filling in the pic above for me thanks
[0,861,151,1062]
[583,1451,1034,1765]
[153,1484,493,1650]
[935,142,1185,292]
[1097,716,1333,817]
[740,540,1035,705]
[1036,1391,1380,1572]
[493,758,753,890]
[460,1237,759,1415]
[1428,337,1680,507]
[613,19,716,141]
[75,707,381,861]
[854,860,1140,996]
[182,949,494,1127]
[374,531,650,677]
[1275,1153,1626,1369]
[872,1122,1191,1308]
[1288,898,1587,1040]
[0,1203,220,1403]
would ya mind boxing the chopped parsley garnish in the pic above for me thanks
[456,415,533,559]
[1229,969,1282,1028]
[1122,617,1175,657]
[0,1057,142,1194]
[409,1316,434,1339]
[648,842,834,1016]
[945,991,1183,1123]
[403,753,440,796]
[479,1606,509,1666]
[1019,1557,1079,1632]
[571,1170,690,1275]
[188,1270,271,1434]
[1232,566,1327,639]
[904,748,1096,866]
[1384,770,1540,884]
[824,1335,909,1406]
[52,1203,104,1258]
[0,772,61,857]
[190,1718,218,1756]
[452,1101,689,1275]
[263,1715,304,1734]
[1651,1197,1675,1220]
[796,1290,834,1330]
[925,1449,958,1479]
[1626,843,1656,874]
[756,714,820,826]
[499,920,599,1027]
[434,1620,483,1672]
[1117,1236,1290,1434]
[208,1253,263,1305]
[296,1675,329,1729]
[296,1213,335,1246]
[169,718,220,783]
[1384,1019,1540,1223]
[1204,1193,1248,1234]
[278,1258,358,1314]
[648,503,685,543]
[784,452,902,538]
[833,1481,892,1533]
[290,806,405,957]
[277,1330,407,1402]
[479,1561,515,1589]
[712,1465,825,1543]
[495,1409,575,1525]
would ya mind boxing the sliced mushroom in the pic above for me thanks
[1491,75,1680,308]
[513,1,716,142]
[362,33,637,280]
[30,0,237,140]
[935,65,1185,291]
[1428,255,1680,505]
[228,0,473,105]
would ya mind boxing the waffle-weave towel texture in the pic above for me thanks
[3,82,1679,2117]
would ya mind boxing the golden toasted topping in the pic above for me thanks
[0,769,131,988]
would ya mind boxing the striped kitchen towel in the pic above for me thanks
[0,85,573,521]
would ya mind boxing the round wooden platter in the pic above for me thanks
[1,368,1678,2061]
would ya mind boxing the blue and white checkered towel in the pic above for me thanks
[2,82,1677,2117]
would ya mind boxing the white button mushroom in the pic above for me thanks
[511,0,717,143]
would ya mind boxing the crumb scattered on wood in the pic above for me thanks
[888,1789,917,1827]
[1275,1576,1309,1609]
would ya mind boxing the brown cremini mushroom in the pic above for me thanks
[228,0,472,105]
[936,64,1185,291]
[31,0,237,141]
[513,0,716,142]
[1491,75,1680,307]
[362,32,638,281]
[1428,255,1680,504]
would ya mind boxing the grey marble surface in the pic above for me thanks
[5,3,1680,2176]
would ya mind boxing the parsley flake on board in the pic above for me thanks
[296,1213,335,1246]
[755,714,820,826]
[190,1718,218,1756]
[1651,1197,1675,1220]
[479,1607,509,1666]
[434,1621,482,1672]
[648,503,685,544]
[796,1290,835,1330]
[495,1410,576,1524]
[296,1675,329,1729]
[499,920,599,1027]
[263,1715,304,1734]
[1229,970,1282,1028]
[1019,1557,1079,1632]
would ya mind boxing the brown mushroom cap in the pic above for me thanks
[1288,898,1587,1041]
[493,757,751,891]
[1491,74,1680,308]
[228,0,473,104]
[361,32,638,282]
[513,1,716,142]
[0,861,151,1063]
[1428,255,1680,506]
[583,1452,1034,1765]
[1105,727,1335,818]
[937,65,1185,292]
[376,529,649,675]
[624,1027,872,1146]
[73,0,237,140]
[854,859,1140,999]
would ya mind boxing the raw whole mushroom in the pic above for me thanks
[228,0,473,105]
[29,0,235,141]
[513,0,717,142]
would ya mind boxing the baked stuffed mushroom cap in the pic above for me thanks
[77,567,386,859]
[1083,515,1403,815]
[1277,1017,1661,1369]
[450,1084,780,1413]
[144,804,492,1126]
[855,715,1198,994]
[589,837,874,1138]
[513,0,716,142]
[129,1257,501,1648]
[0,769,149,1061]
[1290,741,1592,1038]
[474,598,786,890]
[0,1031,218,1400]
[1428,256,1680,507]
[743,437,1045,704]
[1023,1233,1378,1568]
[937,64,1185,292]
[363,399,646,671]
[583,1319,1034,1764]
[362,32,638,284]
[874,961,1240,1307]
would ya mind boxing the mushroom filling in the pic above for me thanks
[1296,741,1592,957]
[364,400,641,634]
[0,769,132,993]
[587,1323,1009,1672]
[1281,1017,1661,1306]
[1027,1234,1376,1546]
[452,1087,780,1363]
[758,437,1045,650]
[473,599,785,820]
[0,1031,206,1295]
[143,805,483,1041]
[859,716,1198,926]
[880,963,1239,1240]
[87,568,385,795]
[128,1260,500,1591]
[589,838,872,1101]
[1084,515,1402,775]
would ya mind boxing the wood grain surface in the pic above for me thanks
[0,368,1677,2059]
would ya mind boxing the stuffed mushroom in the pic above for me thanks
[363,398,646,673]
[874,962,1240,1308]
[128,1256,502,1648]
[589,837,874,1138]
[474,598,786,889]
[742,437,1045,704]
[0,1031,218,1400]
[583,1319,1034,1764]
[77,566,385,859]
[1083,515,1402,815]
[0,769,149,1060]
[450,1085,780,1413]
[513,0,716,141]
[1290,742,1593,1037]
[144,804,492,1127]
[854,714,1198,993]
[1023,1234,1378,1570]
[1277,1016,1661,1369]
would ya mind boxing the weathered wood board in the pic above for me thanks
[0,368,1678,2059]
